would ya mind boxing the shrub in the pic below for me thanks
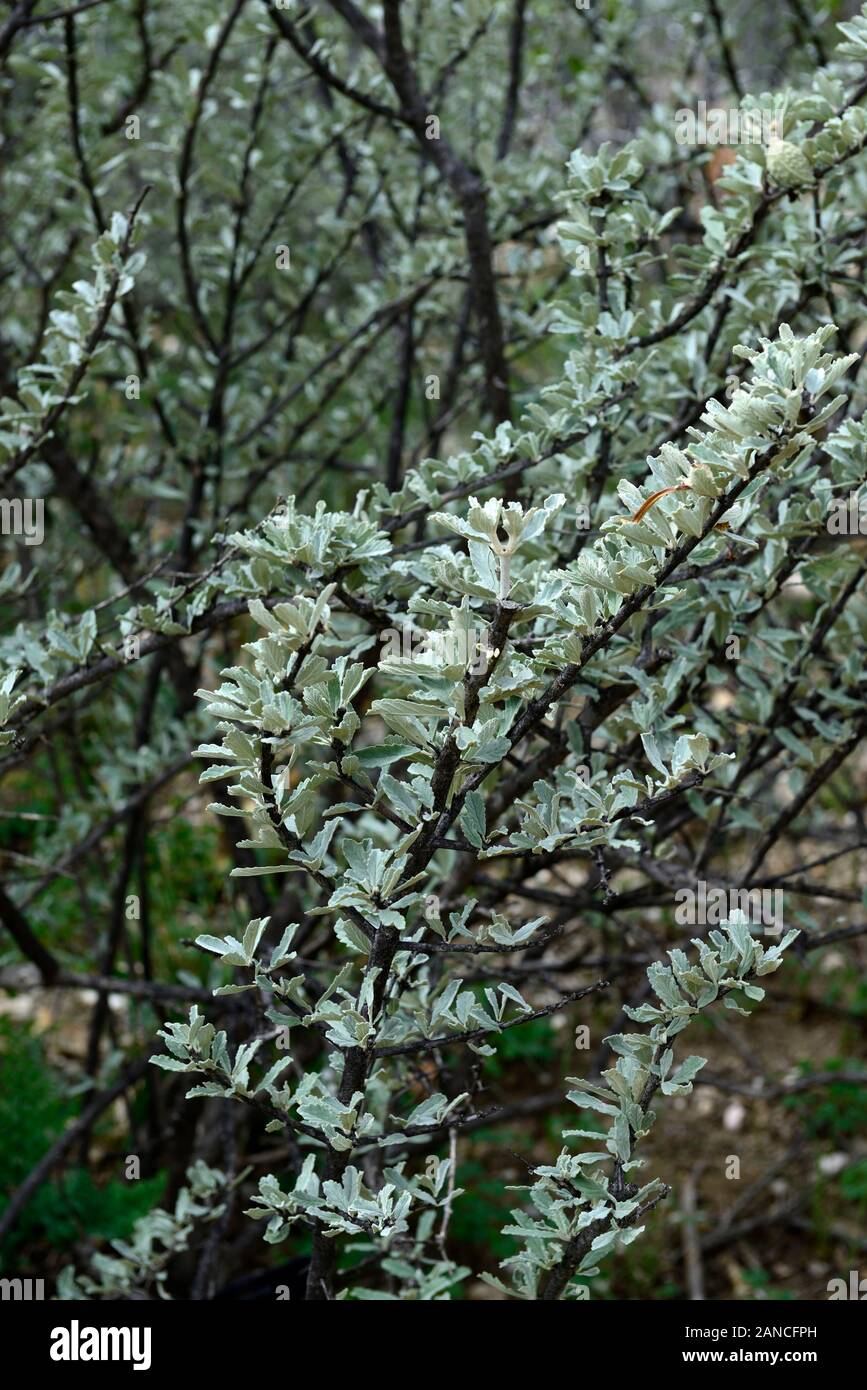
[2,0,867,1302]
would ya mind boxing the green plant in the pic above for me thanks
[0,1024,163,1267]
[2,0,867,1305]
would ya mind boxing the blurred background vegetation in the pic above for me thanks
[1,0,866,1300]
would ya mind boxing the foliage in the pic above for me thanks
[55,1161,231,1300]
[1,0,867,1302]
[0,1024,163,1267]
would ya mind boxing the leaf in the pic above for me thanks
[668,1055,707,1087]
[461,790,486,847]
[567,1090,620,1116]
